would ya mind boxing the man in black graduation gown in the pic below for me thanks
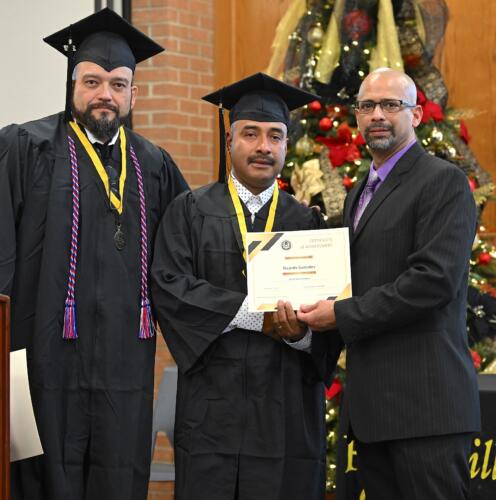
[0,9,188,500]
[151,73,341,500]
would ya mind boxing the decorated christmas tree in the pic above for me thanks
[268,0,496,492]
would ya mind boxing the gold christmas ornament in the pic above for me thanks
[295,134,315,156]
[307,24,324,47]
[431,128,443,141]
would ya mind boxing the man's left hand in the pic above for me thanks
[297,300,337,331]
[273,300,306,341]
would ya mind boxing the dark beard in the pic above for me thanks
[72,103,126,142]
[364,123,396,151]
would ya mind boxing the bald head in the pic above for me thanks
[358,68,417,105]
[354,68,422,164]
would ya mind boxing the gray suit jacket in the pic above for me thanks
[334,142,481,442]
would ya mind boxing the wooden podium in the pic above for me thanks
[0,295,9,500]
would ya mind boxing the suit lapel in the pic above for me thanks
[351,142,424,243]
[352,174,400,241]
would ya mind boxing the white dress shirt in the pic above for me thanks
[223,174,312,352]
[84,127,119,146]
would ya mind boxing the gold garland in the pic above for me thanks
[315,0,346,84]
[266,0,306,77]
[319,148,347,227]
[269,0,428,85]
[369,0,404,72]
[414,0,426,45]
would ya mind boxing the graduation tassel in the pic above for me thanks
[130,145,156,339]
[63,300,78,340]
[63,28,76,123]
[63,135,81,339]
[139,300,156,340]
[218,89,227,183]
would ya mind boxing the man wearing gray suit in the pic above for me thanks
[298,68,480,499]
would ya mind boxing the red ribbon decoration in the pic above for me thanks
[316,122,364,167]
[325,377,343,401]
[417,89,444,123]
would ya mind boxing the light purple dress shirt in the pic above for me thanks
[353,139,417,229]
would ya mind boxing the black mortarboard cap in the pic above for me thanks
[202,73,318,183]
[43,8,164,121]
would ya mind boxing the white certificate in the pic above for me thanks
[246,228,351,312]
[10,349,44,462]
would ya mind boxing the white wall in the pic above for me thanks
[0,1,95,127]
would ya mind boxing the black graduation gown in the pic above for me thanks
[0,112,188,500]
[151,182,341,500]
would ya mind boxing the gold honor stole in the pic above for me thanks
[227,176,279,264]
[69,121,127,215]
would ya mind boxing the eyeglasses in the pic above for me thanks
[354,99,416,114]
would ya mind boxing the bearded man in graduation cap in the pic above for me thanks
[151,73,342,500]
[0,8,188,500]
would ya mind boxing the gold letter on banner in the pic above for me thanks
[346,440,358,473]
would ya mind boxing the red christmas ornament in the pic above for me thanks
[468,177,477,192]
[319,117,332,132]
[308,100,322,113]
[343,175,354,190]
[342,10,373,41]
[478,252,492,265]
[404,53,422,69]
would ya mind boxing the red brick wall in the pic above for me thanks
[133,0,215,189]
[131,1,215,498]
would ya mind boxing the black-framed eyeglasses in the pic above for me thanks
[354,99,417,114]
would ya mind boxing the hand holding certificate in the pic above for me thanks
[246,228,351,312]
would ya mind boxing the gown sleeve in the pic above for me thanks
[158,147,190,214]
[0,125,30,295]
[151,191,246,374]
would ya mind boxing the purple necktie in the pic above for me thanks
[353,169,381,230]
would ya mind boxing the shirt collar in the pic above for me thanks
[231,173,276,208]
[371,139,417,182]
[82,125,120,146]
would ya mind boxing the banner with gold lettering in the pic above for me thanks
[335,375,496,499]
[470,375,496,499]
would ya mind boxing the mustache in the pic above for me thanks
[365,123,393,133]
[247,154,275,165]
[88,103,119,113]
